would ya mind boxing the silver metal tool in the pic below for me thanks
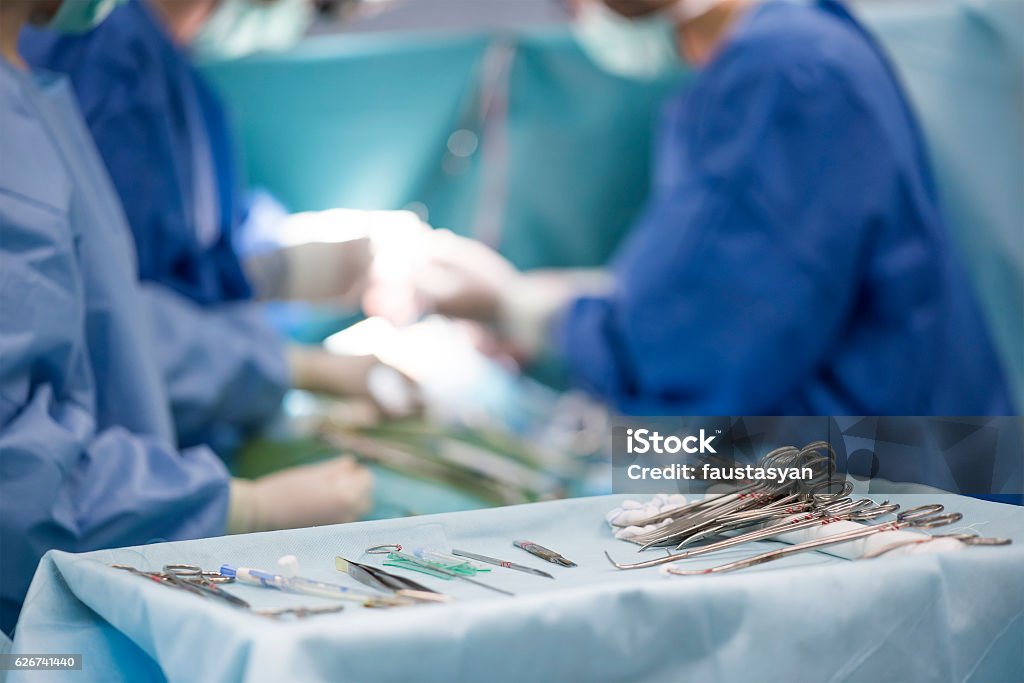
[859,532,1011,559]
[335,556,451,603]
[451,549,554,579]
[365,547,515,596]
[661,505,965,576]
[112,563,250,609]
[513,541,577,568]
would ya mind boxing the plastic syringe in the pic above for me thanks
[219,564,409,608]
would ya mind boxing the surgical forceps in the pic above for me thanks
[335,556,451,603]
[112,564,250,609]
[661,505,963,576]
[631,481,856,552]
[605,495,897,570]
[617,444,842,549]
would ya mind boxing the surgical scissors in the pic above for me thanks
[618,444,844,550]
[661,505,963,576]
[606,496,898,570]
[112,564,250,609]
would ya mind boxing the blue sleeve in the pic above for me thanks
[36,29,252,304]
[559,50,893,414]
[138,285,290,447]
[0,196,229,631]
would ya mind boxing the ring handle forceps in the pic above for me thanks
[112,564,250,609]
[606,497,899,570]
[161,564,250,609]
[662,506,964,576]
[613,442,840,532]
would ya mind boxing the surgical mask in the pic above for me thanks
[572,0,725,79]
[191,0,315,60]
[47,0,122,33]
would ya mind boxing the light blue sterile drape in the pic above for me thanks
[0,63,229,636]
[9,494,1024,682]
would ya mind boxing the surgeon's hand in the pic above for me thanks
[227,456,373,533]
[411,229,522,322]
[287,345,422,418]
[395,230,612,358]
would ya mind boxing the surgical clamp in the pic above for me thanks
[662,505,964,576]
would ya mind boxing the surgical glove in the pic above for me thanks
[245,238,372,306]
[227,456,373,533]
[287,345,422,418]
[413,231,612,357]
[413,229,522,323]
[606,494,688,541]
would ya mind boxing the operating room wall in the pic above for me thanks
[202,0,1024,406]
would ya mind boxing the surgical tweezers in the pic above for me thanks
[335,556,450,603]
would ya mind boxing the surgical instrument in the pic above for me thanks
[451,549,554,579]
[412,548,490,573]
[219,564,409,608]
[366,546,515,596]
[661,506,964,576]
[112,564,250,610]
[606,496,896,570]
[335,556,451,603]
[254,605,347,619]
[162,564,251,608]
[859,533,1011,559]
[513,541,577,568]
[621,446,845,549]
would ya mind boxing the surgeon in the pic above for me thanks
[0,0,371,636]
[394,0,1015,415]
[20,0,420,456]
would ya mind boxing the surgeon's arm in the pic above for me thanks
[0,213,231,627]
[559,52,890,413]
[138,284,290,448]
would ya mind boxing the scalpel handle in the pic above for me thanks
[513,540,578,568]
[452,549,555,579]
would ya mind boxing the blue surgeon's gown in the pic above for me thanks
[21,0,289,454]
[0,62,229,635]
[560,0,1015,416]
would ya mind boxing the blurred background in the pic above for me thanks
[207,0,1022,386]
[198,0,1022,511]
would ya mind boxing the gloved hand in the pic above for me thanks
[413,229,522,323]
[245,208,432,307]
[244,237,372,306]
[287,345,422,418]
[228,456,373,533]
[386,230,613,358]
